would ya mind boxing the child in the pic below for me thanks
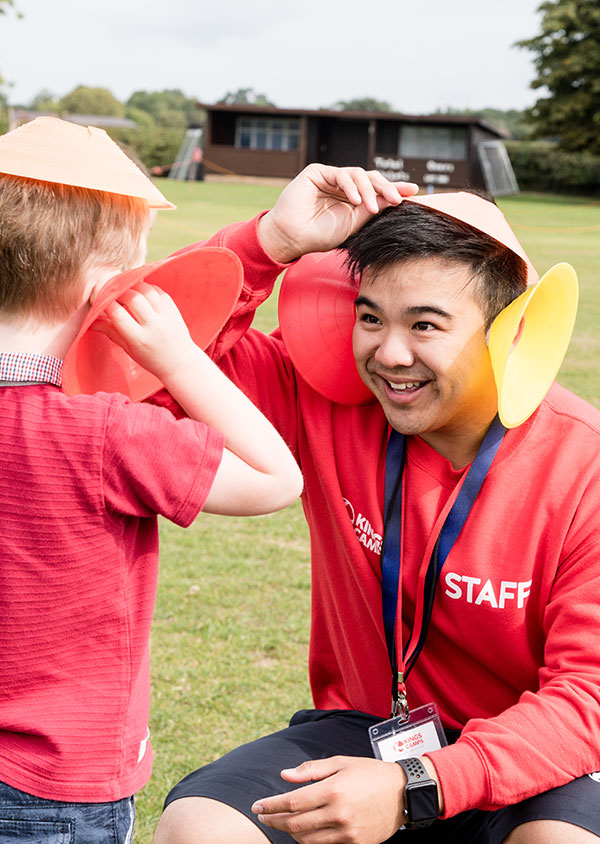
[0,117,302,843]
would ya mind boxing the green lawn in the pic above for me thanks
[134,179,599,842]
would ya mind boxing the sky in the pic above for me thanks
[2,0,544,114]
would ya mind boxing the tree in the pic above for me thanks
[126,89,202,127]
[0,0,21,131]
[122,106,155,131]
[58,86,124,117]
[516,0,600,153]
[27,88,59,112]
[330,97,392,112]
[434,107,533,140]
[0,0,21,84]
[218,87,275,107]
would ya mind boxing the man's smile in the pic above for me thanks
[366,363,433,401]
[367,369,434,406]
[385,379,427,393]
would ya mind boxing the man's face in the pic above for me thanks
[352,256,499,458]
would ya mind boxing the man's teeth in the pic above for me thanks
[387,381,422,392]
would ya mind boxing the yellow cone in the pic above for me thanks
[488,263,579,428]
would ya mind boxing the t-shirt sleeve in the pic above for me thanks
[102,396,224,526]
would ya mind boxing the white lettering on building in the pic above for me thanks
[423,173,451,185]
[426,160,455,173]
[375,155,405,170]
[374,155,411,182]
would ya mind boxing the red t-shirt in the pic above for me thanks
[198,217,600,818]
[0,384,223,802]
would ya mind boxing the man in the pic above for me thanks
[154,165,600,844]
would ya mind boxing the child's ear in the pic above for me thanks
[80,266,122,308]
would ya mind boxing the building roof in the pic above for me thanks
[199,102,508,138]
[60,114,137,129]
[8,109,137,131]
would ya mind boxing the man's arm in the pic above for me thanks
[197,165,418,366]
[190,164,419,444]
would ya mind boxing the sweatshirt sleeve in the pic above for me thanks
[170,214,302,454]
[425,471,600,817]
[174,213,293,363]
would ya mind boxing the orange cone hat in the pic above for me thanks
[407,192,537,285]
[0,116,174,209]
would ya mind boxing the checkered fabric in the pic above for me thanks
[0,352,63,386]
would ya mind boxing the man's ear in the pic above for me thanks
[510,315,525,353]
[486,314,524,351]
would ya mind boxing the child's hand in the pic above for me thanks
[92,281,198,381]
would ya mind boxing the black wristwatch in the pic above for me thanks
[395,757,439,829]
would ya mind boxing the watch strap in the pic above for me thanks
[395,757,439,829]
[396,756,429,784]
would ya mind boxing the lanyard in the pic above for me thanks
[381,415,507,718]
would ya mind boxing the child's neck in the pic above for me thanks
[0,265,122,360]
[0,303,89,359]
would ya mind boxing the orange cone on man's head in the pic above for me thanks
[406,192,538,285]
[0,116,174,208]
[279,192,578,427]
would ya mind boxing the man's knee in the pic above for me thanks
[503,819,600,844]
[153,796,269,844]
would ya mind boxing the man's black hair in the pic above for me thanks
[342,201,528,328]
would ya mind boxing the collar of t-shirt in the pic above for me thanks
[0,352,63,387]
[407,435,469,487]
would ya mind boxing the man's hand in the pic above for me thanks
[251,755,406,844]
[92,280,197,382]
[258,164,418,263]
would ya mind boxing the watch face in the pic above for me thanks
[405,781,439,823]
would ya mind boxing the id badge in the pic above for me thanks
[369,703,447,762]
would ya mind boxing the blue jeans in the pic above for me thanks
[0,780,135,843]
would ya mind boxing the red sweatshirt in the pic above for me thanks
[198,216,600,818]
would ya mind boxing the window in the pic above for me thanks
[399,126,468,161]
[235,117,300,151]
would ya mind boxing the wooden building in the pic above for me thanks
[198,103,518,196]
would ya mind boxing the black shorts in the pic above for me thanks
[164,709,600,843]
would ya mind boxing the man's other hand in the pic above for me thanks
[252,755,407,844]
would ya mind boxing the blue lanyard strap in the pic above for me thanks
[381,431,406,669]
[381,416,507,694]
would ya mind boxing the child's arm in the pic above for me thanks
[94,281,303,516]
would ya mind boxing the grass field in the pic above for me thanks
[133,178,599,842]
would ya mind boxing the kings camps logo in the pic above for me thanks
[344,498,382,555]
